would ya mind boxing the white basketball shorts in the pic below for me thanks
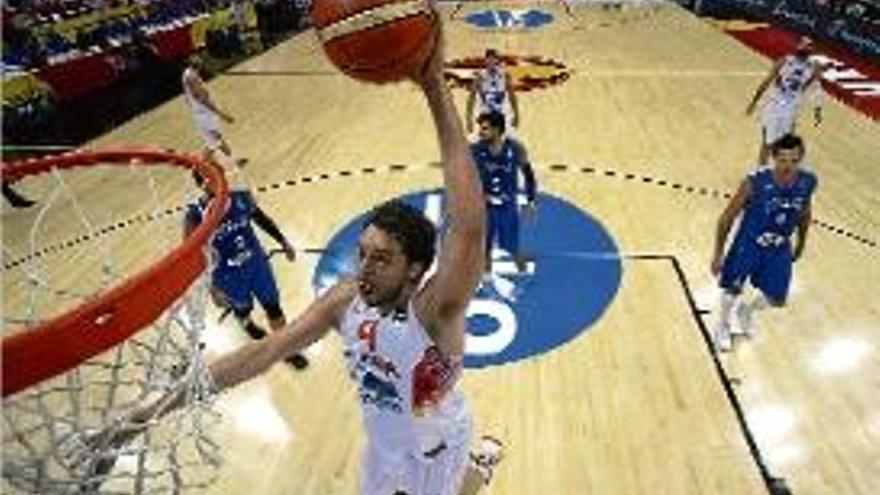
[359,418,472,495]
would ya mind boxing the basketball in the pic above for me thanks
[311,0,437,83]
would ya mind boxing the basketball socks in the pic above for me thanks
[735,293,770,338]
[714,292,736,352]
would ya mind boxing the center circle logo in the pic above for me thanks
[312,189,622,368]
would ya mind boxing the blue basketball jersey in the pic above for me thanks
[186,190,267,268]
[734,167,818,249]
[471,138,523,206]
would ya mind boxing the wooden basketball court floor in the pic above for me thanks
[2,2,879,494]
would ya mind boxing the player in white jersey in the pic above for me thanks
[466,48,520,135]
[746,37,824,165]
[83,11,503,495]
[182,55,247,168]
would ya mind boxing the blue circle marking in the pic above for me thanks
[312,189,622,368]
[465,9,555,30]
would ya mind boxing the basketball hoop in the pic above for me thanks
[1,148,229,494]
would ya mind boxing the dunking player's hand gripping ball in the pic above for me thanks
[311,0,437,83]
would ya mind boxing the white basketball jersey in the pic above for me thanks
[478,67,508,114]
[765,55,816,115]
[182,67,216,123]
[338,295,469,457]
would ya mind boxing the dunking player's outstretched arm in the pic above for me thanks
[413,26,486,357]
[745,59,783,116]
[710,178,752,276]
[206,280,354,391]
[105,280,355,438]
[68,279,355,481]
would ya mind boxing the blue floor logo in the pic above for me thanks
[465,9,554,30]
[312,189,622,368]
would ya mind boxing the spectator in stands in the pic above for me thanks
[232,0,250,32]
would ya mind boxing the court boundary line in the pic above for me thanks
[626,253,784,494]
[660,254,778,494]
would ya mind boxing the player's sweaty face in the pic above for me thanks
[357,225,410,306]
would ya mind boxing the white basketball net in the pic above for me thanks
[2,153,223,494]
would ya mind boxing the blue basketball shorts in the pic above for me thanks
[212,254,280,315]
[487,203,520,255]
[720,241,793,304]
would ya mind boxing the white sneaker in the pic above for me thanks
[714,322,733,353]
[471,435,504,484]
[735,303,755,339]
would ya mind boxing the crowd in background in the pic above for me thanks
[816,0,880,32]
[2,0,308,70]
[690,0,880,63]
[1,0,309,151]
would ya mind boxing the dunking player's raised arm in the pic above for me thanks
[413,29,486,357]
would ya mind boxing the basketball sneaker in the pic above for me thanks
[471,435,505,484]
[286,352,310,370]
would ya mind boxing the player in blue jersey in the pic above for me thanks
[186,172,309,369]
[471,111,537,274]
[710,134,817,352]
